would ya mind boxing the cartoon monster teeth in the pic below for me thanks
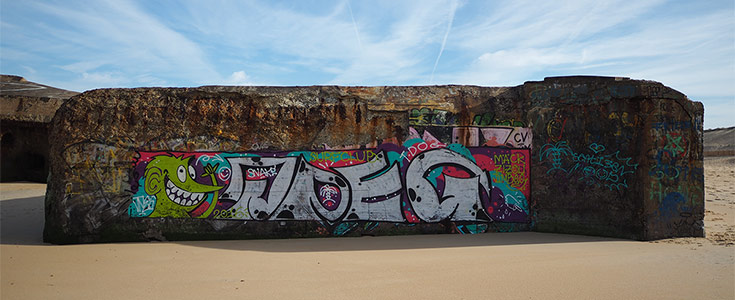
[142,155,223,217]
[165,181,208,207]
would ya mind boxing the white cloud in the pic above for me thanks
[21,66,36,75]
[329,1,462,85]
[170,0,461,85]
[1,0,732,127]
[81,72,122,84]
[221,71,253,86]
[442,1,733,88]
[18,0,224,89]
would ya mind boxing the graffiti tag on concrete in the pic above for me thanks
[129,140,531,225]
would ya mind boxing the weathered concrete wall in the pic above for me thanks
[525,77,704,240]
[0,96,65,182]
[44,76,704,243]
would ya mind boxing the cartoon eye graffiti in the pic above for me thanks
[177,165,187,183]
[188,165,196,180]
[319,184,339,210]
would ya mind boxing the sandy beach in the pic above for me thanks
[1,158,733,299]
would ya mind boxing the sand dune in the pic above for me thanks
[1,158,733,299]
[704,127,735,156]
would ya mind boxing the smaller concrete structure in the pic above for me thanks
[0,75,78,182]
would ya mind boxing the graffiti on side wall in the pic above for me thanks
[539,141,638,191]
[128,127,531,228]
[648,117,703,223]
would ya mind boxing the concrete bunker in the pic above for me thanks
[1,75,78,182]
[43,76,704,243]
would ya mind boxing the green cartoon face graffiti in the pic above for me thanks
[144,155,222,218]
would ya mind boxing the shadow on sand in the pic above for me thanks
[174,231,621,253]
[0,193,623,251]
[0,196,46,245]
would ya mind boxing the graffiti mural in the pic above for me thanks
[539,141,638,191]
[128,126,531,228]
[648,117,703,223]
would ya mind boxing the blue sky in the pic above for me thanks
[1,0,733,128]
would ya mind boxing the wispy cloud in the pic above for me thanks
[346,0,363,52]
[168,0,456,85]
[2,0,222,90]
[328,1,458,85]
[440,1,733,91]
[0,0,732,127]
[430,0,459,84]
